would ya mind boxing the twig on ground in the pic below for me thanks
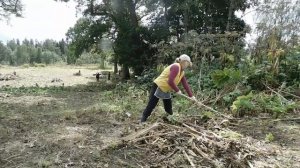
[181,147,196,168]
[264,84,288,102]
[273,118,300,122]
[123,122,160,141]
[280,90,300,99]
[156,148,179,162]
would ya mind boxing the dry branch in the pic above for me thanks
[122,122,160,141]
[181,147,196,168]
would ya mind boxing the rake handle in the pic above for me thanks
[178,93,231,119]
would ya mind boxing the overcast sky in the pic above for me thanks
[0,0,78,43]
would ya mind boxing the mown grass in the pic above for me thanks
[0,80,129,167]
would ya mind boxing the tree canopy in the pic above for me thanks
[59,0,256,79]
[0,0,23,20]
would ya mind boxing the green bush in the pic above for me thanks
[223,89,243,105]
[279,49,300,85]
[257,93,298,118]
[211,68,242,88]
[231,92,255,116]
[231,92,299,117]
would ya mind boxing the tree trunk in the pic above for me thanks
[114,60,118,74]
[163,0,168,28]
[127,0,138,27]
[163,0,168,31]
[126,0,144,75]
[162,0,169,41]
[226,0,234,31]
[208,1,213,33]
[183,1,189,42]
[122,64,130,80]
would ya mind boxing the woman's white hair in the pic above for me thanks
[175,54,192,66]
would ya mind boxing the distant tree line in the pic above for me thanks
[0,39,68,65]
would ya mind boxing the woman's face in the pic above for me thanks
[181,60,190,69]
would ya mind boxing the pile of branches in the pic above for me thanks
[114,119,275,167]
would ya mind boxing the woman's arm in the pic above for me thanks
[168,64,180,92]
[181,76,193,97]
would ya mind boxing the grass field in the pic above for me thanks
[0,65,299,167]
[0,65,103,88]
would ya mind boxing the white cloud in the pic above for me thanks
[0,0,78,42]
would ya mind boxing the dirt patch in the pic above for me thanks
[0,100,128,167]
[230,118,300,167]
[53,125,94,142]
[0,65,108,87]
[0,78,129,167]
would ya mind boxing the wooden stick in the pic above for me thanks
[100,122,160,151]
[273,118,300,122]
[122,122,160,141]
[156,148,179,162]
[280,90,300,99]
[181,148,196,168]
[182,123,204,137]
[192,142,210,159]
[179,94,231,119]
[179,94,217,112]
[131,133,169,143]
[264,84,288,102]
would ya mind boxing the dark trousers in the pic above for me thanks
[141,83,172,122]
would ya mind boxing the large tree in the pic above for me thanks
[61,0,151,79]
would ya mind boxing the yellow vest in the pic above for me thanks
[154,63,184,92]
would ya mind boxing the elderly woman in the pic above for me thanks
[141,54,196,122]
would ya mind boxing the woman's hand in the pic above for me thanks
[191,96,197,102]
[176,90,183,95]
